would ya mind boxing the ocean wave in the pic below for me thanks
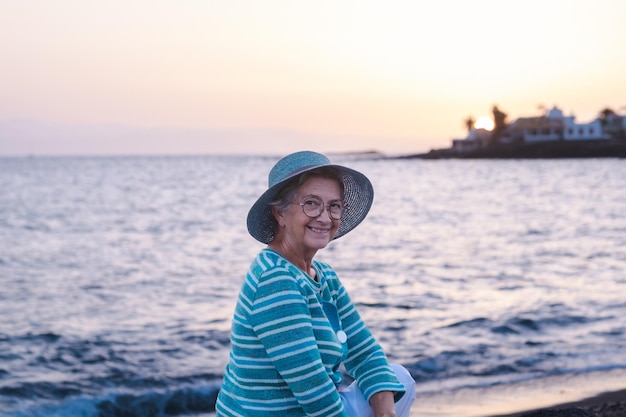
[5,384,220,417]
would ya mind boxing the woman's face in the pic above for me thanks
[275,176,342,253]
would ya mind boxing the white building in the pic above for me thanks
[510,106,608,143]
[452,128,491,152]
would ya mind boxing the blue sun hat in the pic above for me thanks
[247,151,374,244]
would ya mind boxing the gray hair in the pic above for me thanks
[269,167,345,226]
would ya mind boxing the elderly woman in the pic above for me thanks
[216,151,415,417]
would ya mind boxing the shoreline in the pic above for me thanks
[396,139,626,160]
[489,389,626,417]
[409,368,626,417]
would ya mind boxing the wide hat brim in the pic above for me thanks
[247,151,374,244]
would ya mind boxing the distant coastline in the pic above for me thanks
[400,104,626,159]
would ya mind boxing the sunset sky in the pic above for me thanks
[2,0,626,156]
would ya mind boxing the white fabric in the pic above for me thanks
[340,363,416,417]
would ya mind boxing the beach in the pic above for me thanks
[493,390,626,417]
[409,368,626,417]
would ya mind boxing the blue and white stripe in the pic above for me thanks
[216,248,405,416]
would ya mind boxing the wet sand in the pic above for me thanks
[409,368,626,417]
[491,389,626,417]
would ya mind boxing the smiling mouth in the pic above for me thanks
[308,226,330,234]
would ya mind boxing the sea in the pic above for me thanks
[1,154,625,417]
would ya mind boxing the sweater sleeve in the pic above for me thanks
[247,265,349,417]
[333,277,406,403]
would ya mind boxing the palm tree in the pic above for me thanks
[464,115,475,134]
[491,105,508,145]
[598,107,616,126]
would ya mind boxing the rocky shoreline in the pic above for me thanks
[399,140,626,159]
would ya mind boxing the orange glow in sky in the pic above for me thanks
[2,1,626,156]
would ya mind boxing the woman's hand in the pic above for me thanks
[370,390,396,417]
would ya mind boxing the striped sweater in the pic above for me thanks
[216,248,405,417]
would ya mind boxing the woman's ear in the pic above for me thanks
[272,206,285,228]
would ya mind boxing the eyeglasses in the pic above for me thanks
[293,196,346,220]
